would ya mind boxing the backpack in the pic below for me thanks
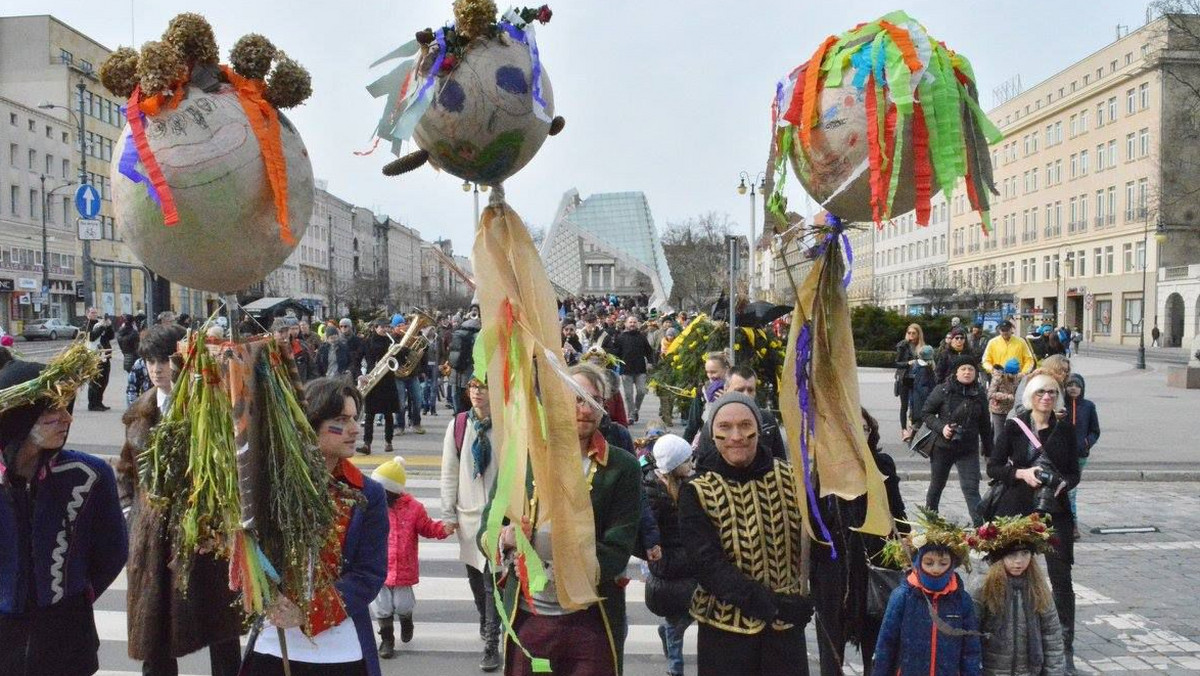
[448,329,475,373]
[453,411,469,457]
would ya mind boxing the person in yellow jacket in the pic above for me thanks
[980,321,1035,376]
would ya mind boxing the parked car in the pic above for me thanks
[22,318,80,341]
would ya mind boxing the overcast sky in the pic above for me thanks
[7,1,1159,255]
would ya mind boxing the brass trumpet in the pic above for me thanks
[358,309,434,396]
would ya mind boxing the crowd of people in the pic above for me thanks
[0,295,1099,676]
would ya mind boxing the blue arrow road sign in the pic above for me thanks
[75,184,100,219]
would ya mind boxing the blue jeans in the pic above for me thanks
[422,365,439,412]
[1069,457,1088,518]
[394,376,422,428]
[661,614,691,675]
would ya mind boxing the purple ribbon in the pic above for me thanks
[500,21,549,121]
[414,28,448,105]
[116,113,162,207]
[811,214,854,288]
[795,322,838,559]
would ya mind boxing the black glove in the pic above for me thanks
[773,593,814,625]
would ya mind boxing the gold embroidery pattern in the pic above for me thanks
[689,461,804,634]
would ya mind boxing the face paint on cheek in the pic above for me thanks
[327,426,345,435]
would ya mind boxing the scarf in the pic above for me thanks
[470,410,492,478]
[1003,575,1045,669]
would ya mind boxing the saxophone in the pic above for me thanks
[357,309,434,396]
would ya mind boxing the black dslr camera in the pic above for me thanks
[1032,461,1065,514]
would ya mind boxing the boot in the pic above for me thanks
[479,615,487,641]
[479,643,501,672]
[1063,628,1077,675]
[400,614,414,643]
[378,619,395,659]
[357,443,372,455]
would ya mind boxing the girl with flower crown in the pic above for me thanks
[871,509,982,676]
[969,515,1065,676]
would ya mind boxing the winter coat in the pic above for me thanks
[923,379,994,457]
[642,464,698,617]
[894,340,920,382]
[987,413,1080,526]
[910,363,938,424]
[613,329,656,375]
[0,450,127,676]
[328,462,390,676]
[383,493,449,587]
[600,417,661,555]
[1064,375,1100,458]
[117,325,140,372]
[362,333,401,413]
[973,576,1065,676]
[987,373,1020,416]
[871,571,982,676]
[439,411,499,571]
[315,340,351,376]
[119,389,245,661]
[935,346,972,384]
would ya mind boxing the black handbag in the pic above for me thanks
[908,423,936,458]
[644,573,697,618]
[977,478,1007,521]
[866,564,904,617]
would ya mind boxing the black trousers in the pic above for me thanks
[898,380,913,429]
[697,622,809,676]
[88,359,111,407]
[1046,511,1076,654]
[242,653,366,676]
[361,401,394,446]
[814,609,881,676]
[141,638,241,676]
[926,446,983,526]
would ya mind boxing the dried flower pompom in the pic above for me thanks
[453,0,497,41]
[265,55,312,109]
[230,34,277,80]
[163,13,219,66]
[99,47,141,99]
[137,40,188,96]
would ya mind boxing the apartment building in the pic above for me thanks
[950,14,1200,347]
[872,195,951,314]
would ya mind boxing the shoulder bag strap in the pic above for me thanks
[1010,416,1042,449]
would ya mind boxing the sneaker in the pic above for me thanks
[384,443,394,453]
[414,426,426,435]
[396,427,406,435]
[479,646,501,672]
[356,444,371,455]
[399,615,414,643]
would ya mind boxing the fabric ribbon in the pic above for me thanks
[794,323,837,559]
[124,87,179,225]
[117,118,162,208]
[499,17,551,123]
[220,65,294,246]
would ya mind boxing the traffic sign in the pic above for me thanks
[75,184,100,219]
[78,218,102,240]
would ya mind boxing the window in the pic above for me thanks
[1097,67,1104,80]
[1078,250,1086,276]
[1126,52,1133,66]
[1070,114,1078,137]
[1044,256,1052,280]
[1126,132,1136,160]
[1124,243,1134,272]
[1125,182,1137,220]
[61,131,68,144]
[1054,159,1062,184]
[1031,167,1039,191]
[1095,190,1105,226]
[1107,186,1116,224]
[62,197,69,224]
[1070,154,1078,179]
[28,148,36,169]
[1136,240,1146,270]
[1032,131,1039,152]
[1084,74,1091,86]
[1080,108,1089,131]
[27,119,35,132]
[1111,60,1118,73]
[1066,251,1075,276]
[1108,139,1117,165]
[1127,88,1137,114]
[29,189,37,219]
[44,125,52,138]
[1097,102,1105,127]
[1080,149,1089,174]
[1095,298,1111,334]
[1139,82,1150,109]
[1079,193,1088,229]
[1123,297,1143,334]
[45,153,53,174]
[1138,178,1149,214]
[1139,128,1150,157]
[1105,245,1114,274]
[9,186,17,214]
[1108,97,1117,121]
[59,49,73,64]
[1069,196,1078,230]
[1094,247,1103,275]
[61,158,69,178]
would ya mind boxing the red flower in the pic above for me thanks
[1032,523,1047,533]
[966,537,979,548]
[440,54,457,73]
[978,524,999,539]
[536,5,553,23]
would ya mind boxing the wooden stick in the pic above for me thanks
[277,626,292,676]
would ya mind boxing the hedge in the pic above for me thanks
[856,350,896,368]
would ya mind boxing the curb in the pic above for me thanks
[897,469,1200,482]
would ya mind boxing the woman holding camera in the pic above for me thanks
[921,355,991,527]
[988,372,1081,674]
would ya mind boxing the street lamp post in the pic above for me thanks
[40,175,78,318]
[39,82,91,310]
[737,171,765,301]
[726,235,738,363]
[462,180,489,227]
[1137,216,1169,369]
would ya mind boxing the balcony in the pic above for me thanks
[1106,214,1116,226]
[1160,265,1200,282]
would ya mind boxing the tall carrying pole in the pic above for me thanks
[728,236,738,364]
[77,81,92,311]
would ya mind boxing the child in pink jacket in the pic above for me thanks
[370,458,452,659]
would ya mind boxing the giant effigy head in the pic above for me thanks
[100,15,315,293]
[365,1,564,185]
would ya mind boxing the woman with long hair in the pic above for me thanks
[894,324,925,437]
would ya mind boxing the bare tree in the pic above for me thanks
[661,212,735,310]
[914,267,956,315]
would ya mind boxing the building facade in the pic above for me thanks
[0,95,82,328]
[950,15,1200,347]
[873,195,951,314]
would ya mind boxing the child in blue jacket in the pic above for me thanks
[872,511,981,676]
[1063,374,1099,537]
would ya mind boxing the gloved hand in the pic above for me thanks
[773,593,814,625]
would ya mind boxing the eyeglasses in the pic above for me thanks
[1033,389,1059,399]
